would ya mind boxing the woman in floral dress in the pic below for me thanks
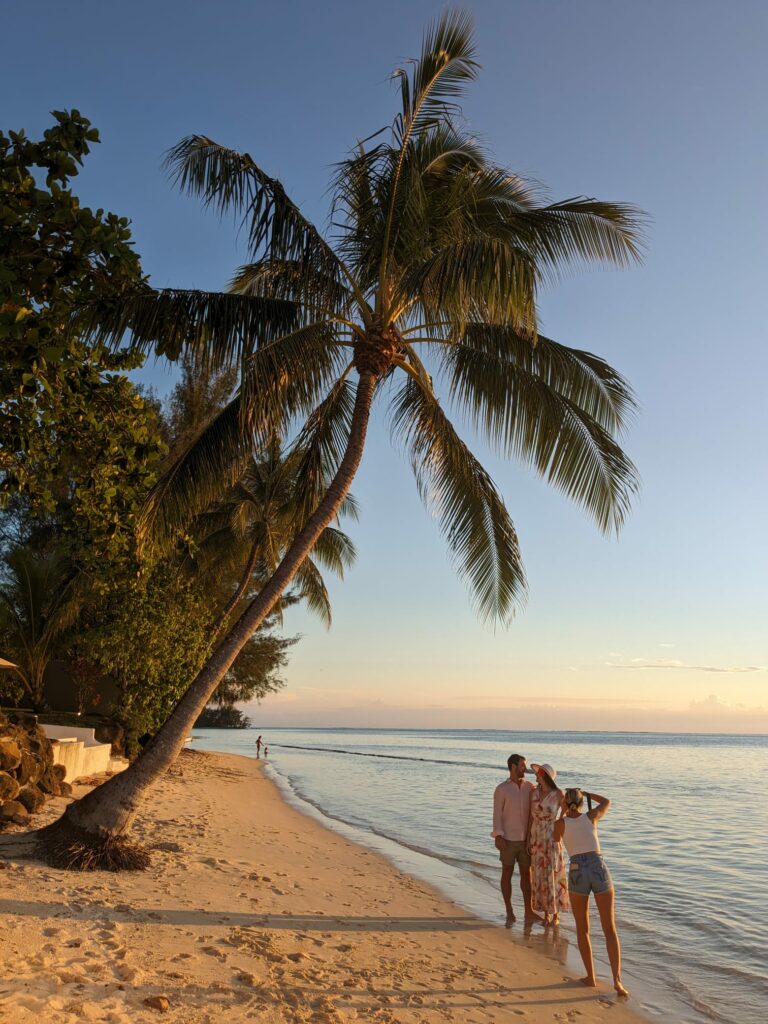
[529,763,569,925]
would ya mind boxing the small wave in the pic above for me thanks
[271,742,502,770]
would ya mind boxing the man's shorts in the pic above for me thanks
[568,852,614,895]
[498,839,531,869]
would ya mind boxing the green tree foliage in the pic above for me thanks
[0,546,81,710]
[194,706,251,729]
[0,116,297,738]
[0,111,162,564]
[67,565,212,753]
[56,364,296,748]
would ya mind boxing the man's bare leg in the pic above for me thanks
[520,865,544,923]
[500,865,516,924]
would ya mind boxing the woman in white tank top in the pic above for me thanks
[553,788,628,999]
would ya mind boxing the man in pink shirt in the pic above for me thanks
[491,753,542,925]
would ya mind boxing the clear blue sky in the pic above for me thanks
[4,1,767,730]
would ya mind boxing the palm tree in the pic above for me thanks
[198,440,358,638]
[45,11,643,866]
[0,547,81,711]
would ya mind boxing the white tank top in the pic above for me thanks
[562,813,601,856]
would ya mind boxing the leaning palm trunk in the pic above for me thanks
[38,372,375,863]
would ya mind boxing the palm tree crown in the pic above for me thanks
[95,10,642,626]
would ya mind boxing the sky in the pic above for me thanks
[3,1,767,732]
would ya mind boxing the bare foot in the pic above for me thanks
[505,910,516,926]
[614,979,629,998]
[552,915,560,927]
[579,976,597,988]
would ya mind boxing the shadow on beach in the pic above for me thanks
[0,897,491,932]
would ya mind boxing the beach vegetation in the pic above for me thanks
[0,122,312,755]
[0,546,81,711]
[40,11,644,866]
[194,706,251,729]
[0,111,155,544]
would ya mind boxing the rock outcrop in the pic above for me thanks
[0,711,64,825]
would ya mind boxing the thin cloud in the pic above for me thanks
[607,658,767,674]
[689,694,766,715]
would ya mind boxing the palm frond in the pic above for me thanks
[522,198,646,278]
[443,341,639,533]
[393,9,479,143]
[459,324,637,434]
[287,377,357,524]
[137,395,253,555]
[79,287,301,366]
[390,378,526,624]
[338,493,361,522]
[238,322,350,444]
[165,136,348,305]
[230,259,354,323]
[294,558,333,628]
[144,316,337,553]
[401,234,538,335]
[380,10,480,300]
[312,526,357,579]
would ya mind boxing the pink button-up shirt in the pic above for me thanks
[491,778,535,841]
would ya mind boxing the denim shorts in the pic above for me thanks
[568,852,613,895]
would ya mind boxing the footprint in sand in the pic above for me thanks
[201,945,228,960]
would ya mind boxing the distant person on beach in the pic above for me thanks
[529,763,569,926]
[491,754,542,925]
[255,735,262,758]
[263,745,268,758]
[554,788,628,998]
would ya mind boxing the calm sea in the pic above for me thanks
[191,728,768,1024]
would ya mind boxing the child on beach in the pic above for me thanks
[554,788,628,998]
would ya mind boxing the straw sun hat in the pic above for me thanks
[531,763,557,782]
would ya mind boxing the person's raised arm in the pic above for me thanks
[586,791,611,822]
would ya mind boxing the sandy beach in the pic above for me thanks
[0,750,646,1023]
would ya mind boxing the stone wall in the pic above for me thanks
[0,711,71,827]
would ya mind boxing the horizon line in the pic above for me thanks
[232,724,768,738]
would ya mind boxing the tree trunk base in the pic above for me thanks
[36,814,151,872]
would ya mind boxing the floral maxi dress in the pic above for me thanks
[529,790,569,917]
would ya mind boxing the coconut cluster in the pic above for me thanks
[0,712,71,826]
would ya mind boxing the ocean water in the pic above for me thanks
[190,728,768,1024]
